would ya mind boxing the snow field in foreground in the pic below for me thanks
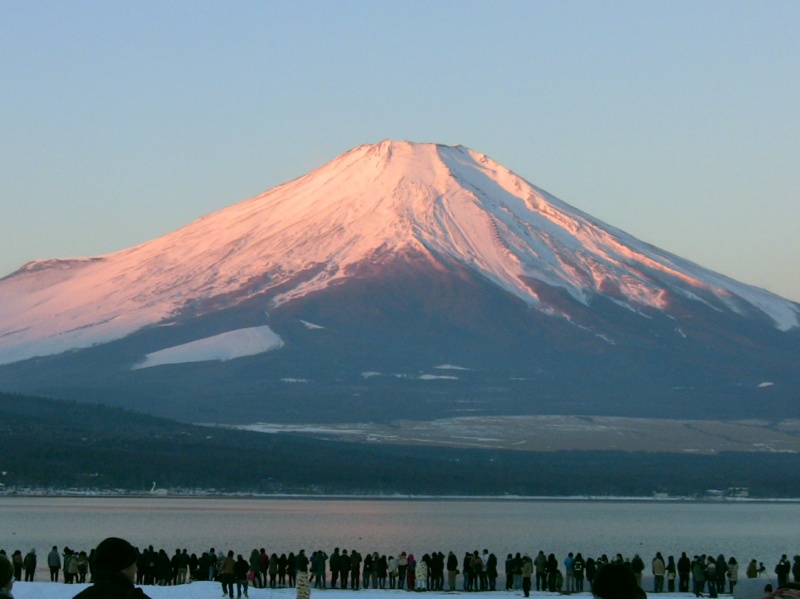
[8,578,774,599]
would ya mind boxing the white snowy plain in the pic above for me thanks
[8,577,773,599]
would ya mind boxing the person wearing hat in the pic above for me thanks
[73,537,152,599]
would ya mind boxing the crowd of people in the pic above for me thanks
[1,543,800,599]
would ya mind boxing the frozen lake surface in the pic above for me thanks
[1,497,797,586]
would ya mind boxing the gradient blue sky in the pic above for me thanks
[2,1,799,301]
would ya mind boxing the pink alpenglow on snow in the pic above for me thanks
[0,140,797,367]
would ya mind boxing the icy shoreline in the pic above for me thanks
[2,491,800,503]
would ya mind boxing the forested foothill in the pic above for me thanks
[1,392,799,498]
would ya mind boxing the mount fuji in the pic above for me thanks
[1,140,798,425]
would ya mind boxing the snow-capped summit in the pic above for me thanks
[1,140,796,366]
[0,141,798,424]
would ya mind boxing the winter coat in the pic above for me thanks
[472,554,484,575]
[522,559,533,578]
[573,557,585,579]
[631,556,645,574]
[776,559,791,578]
[376,555,388,577]
[269,555,279,576]
[235,557,250,580]
[586,559,597,581]
[220,555,236,576]
[728,563,739,582]
[716,558,728,578]
[653,558,666,576]
[407,555,417,585]
[534,553,547,573]
[350,551,362,573]
[692,561,706,582]
[678,555,691,575]
[415,559,429,582]
[547,554,558,574]
[666,559,676,578]
[363,554,373,577]
[329,551,339,572]
[447,553,458,572]
[487,554,498,578]
[564,555,574,574]
[24,551,37,571]
[155,552,171,582]
[296,552,310,574]
[68,555,81,575]
[249,551,261,574]
[72,572,152,599]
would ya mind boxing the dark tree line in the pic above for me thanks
[1,391,800,497]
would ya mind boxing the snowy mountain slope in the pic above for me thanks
[0,140,797,368]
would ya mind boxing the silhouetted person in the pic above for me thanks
[73,537,151,599]
[593,563,641,599]
[0,555,14,599]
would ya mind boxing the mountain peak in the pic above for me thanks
[0,141,797,366]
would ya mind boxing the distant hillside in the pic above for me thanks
[2,392,799,497]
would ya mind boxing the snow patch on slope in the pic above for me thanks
[359,370,460,381]
[132,326,283,369]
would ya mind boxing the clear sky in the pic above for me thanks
[2,1,798,301]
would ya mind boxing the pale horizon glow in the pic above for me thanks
[2,1,799,302]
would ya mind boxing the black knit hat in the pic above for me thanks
[0,555,12,589]
[94,537,138,574]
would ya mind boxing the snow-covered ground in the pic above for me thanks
[8,578,775,599]
[224,416,800,455]
[133,325,284,369]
